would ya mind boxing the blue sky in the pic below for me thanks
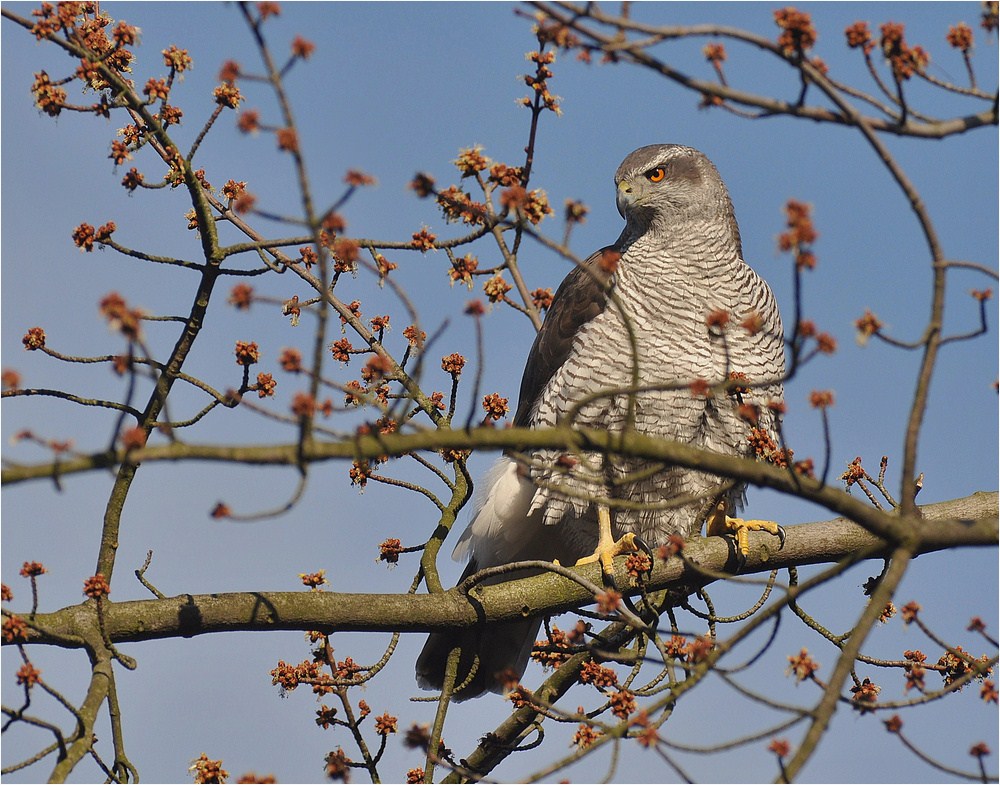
[2,3,997,783]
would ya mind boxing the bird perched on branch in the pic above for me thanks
[416,144,785,700]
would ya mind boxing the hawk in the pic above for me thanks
[417,144,785,699]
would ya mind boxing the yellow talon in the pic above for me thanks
[574,506,640,579]
[708,501,785,558]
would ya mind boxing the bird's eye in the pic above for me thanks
[646,167,666,183]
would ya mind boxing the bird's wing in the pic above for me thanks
[512,246,618,427]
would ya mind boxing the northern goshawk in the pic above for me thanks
[417,144,785,699]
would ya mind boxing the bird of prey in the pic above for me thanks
[416,144,785,699]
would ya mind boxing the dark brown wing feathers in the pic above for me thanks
[512,246,618,427]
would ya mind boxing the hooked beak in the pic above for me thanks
[616,178,640,219]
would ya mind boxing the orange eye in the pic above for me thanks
[646,167,666,183]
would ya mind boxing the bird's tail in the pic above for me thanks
[415,617,542,701]
[415,457,552,700]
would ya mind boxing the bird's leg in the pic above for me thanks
[574,504,641,580]
[707,500,785,561]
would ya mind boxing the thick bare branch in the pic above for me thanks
[5,492,994,649]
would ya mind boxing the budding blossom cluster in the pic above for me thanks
[483,274,512,303]
[428,145,552,233]
[72,221,117,252]
[448,254,478,287]
[499,185,553,225]
[522,48,561,114]
[879,22,930,80]
[778,199,818,270]
[30,5,136,97]
[189,754,228,785]
[531,621,590,668]
[82,573,110,599]
[481,392,509,421]
[99,292,144,340]
[774,7,818,55]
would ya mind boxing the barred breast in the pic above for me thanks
[524,231,784,552]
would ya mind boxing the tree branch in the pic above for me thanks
[3,427,985,546]
[5,492,994,649]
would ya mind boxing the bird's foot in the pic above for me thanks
[574,532,644,580]
[712,515,785,564]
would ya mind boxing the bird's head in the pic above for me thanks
[614,144,739,246]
